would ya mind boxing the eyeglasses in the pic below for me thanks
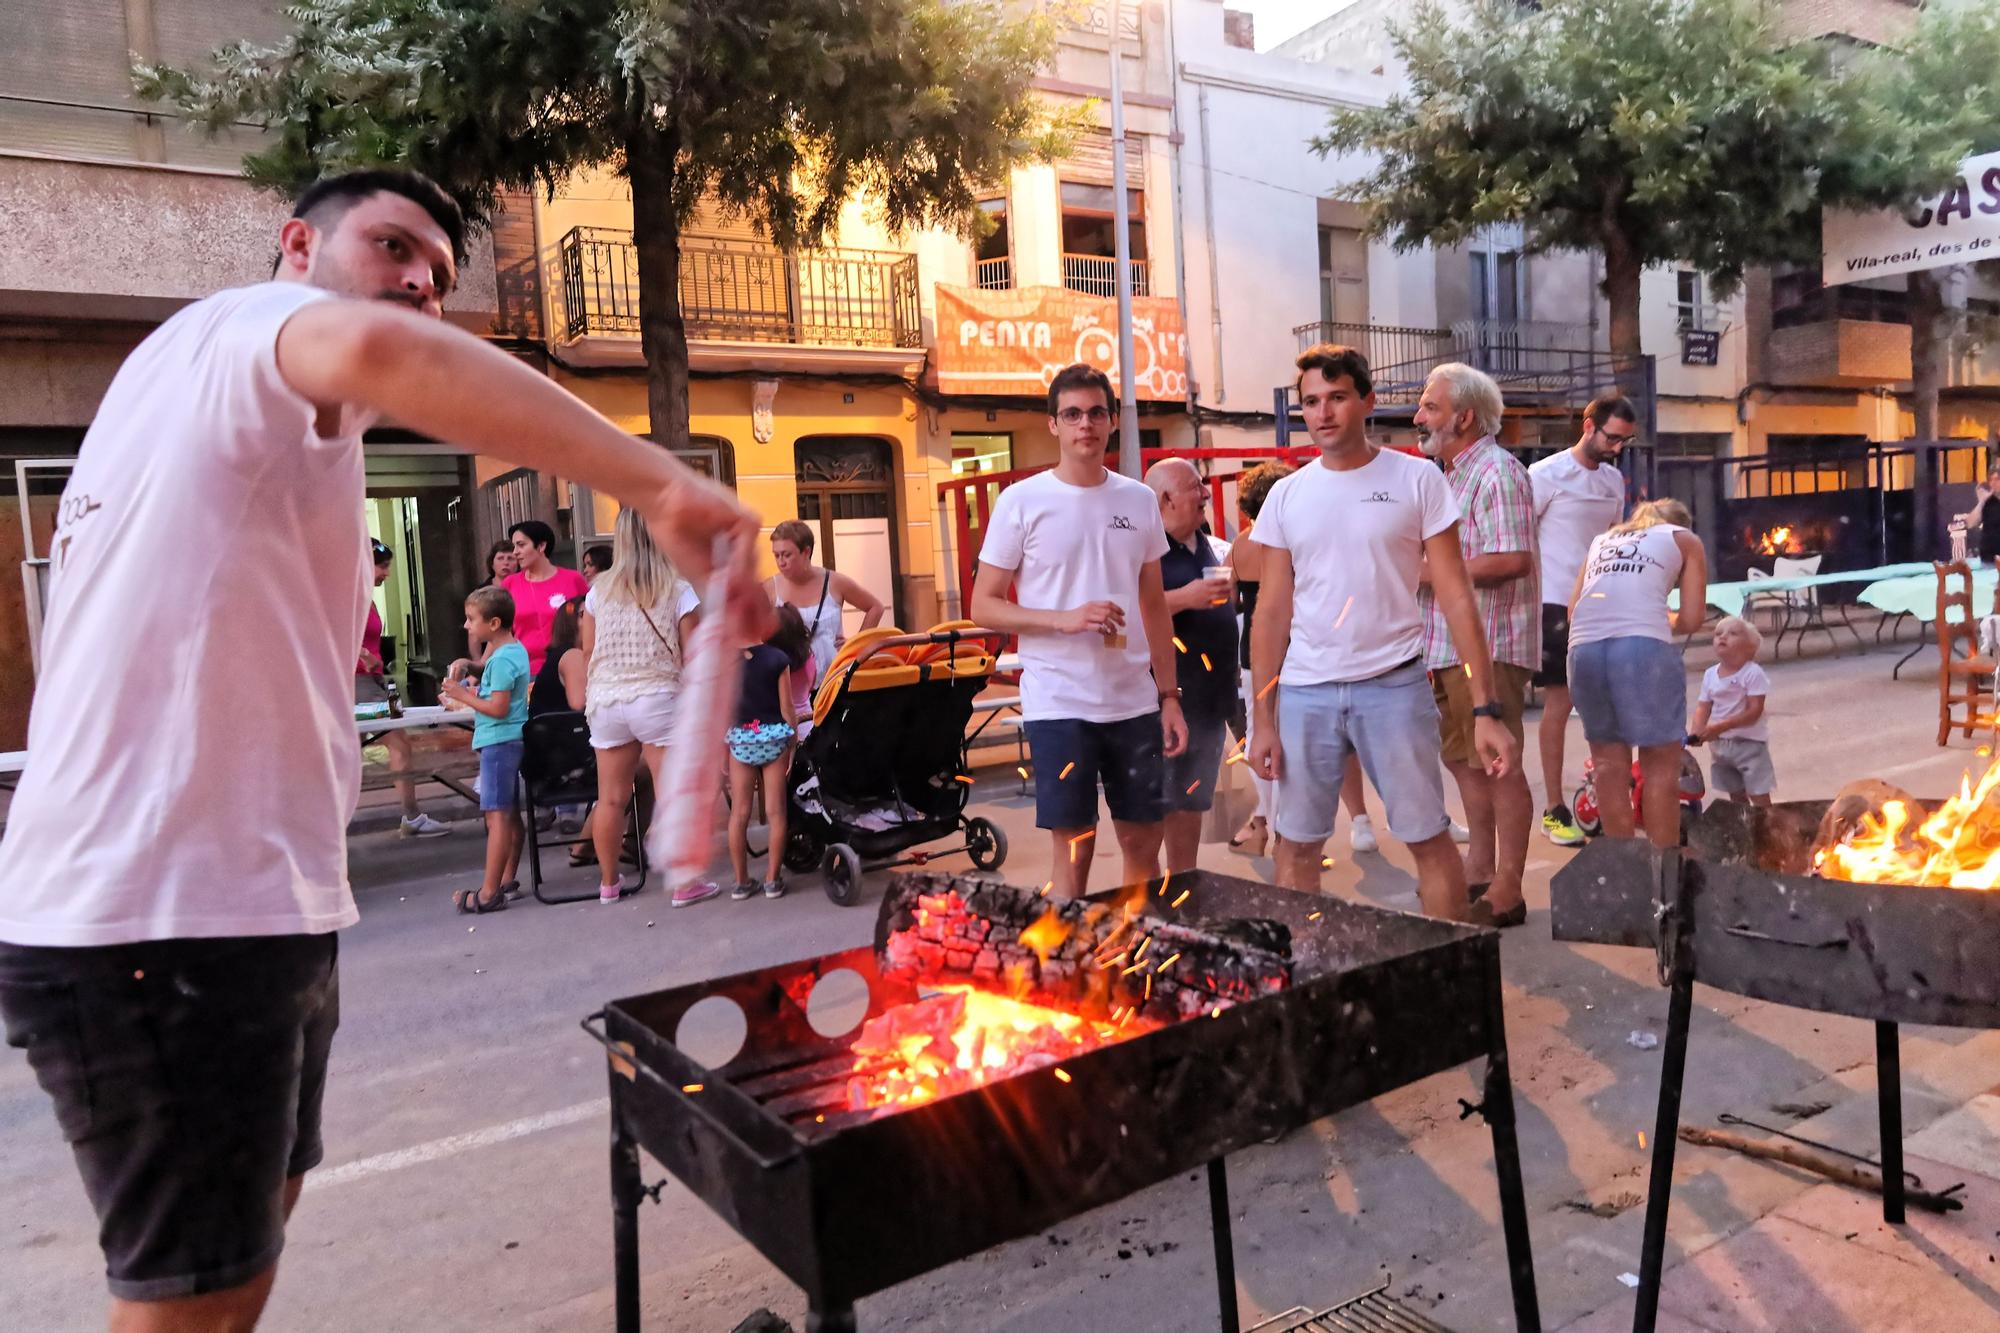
[1596,426,1640,446]
[1056,407,1112,425]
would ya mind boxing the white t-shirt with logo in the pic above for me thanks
[978,468,1169,723]
[1700,661,1770,742]
[0,283,376,946]
[1252,448,1460,685]
[1569,524,1687,646]
[1529,449,1626,606]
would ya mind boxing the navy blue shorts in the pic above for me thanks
[1025,713,1165,830]
[1164,714,1229,814]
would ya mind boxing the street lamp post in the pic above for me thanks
[1109,11,1143,478]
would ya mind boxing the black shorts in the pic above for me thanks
[0,933,340,1301]
[1024,713,1165,829]
[1533,603,1572,687]
[1164,713,1229,814]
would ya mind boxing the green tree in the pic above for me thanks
[1841,2,2000,441]
[1311,0,1961,373]
[137,0,1074,452]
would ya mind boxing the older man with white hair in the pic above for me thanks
[1414,363,1538,928]
[1145,457,1237,874]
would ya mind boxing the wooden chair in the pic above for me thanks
[1936,561,1993,745]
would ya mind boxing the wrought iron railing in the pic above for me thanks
[974,256,1013,291]
[1291,320,1456,368]
[1451,318,1598,374]
[559,226,922,349]
[1061,253,1150,298]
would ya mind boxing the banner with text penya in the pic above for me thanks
[933,284,1189,402]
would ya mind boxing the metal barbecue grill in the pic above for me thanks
[1551,800,1998,1333]
[582,869,1544,1331]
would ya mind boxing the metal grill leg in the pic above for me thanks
[1635,967,1696,1333]
[1483,1029,1543,1331]
[1877,1021,1905,1225]
[1206,1157,1240,1333]
[611,1104,643,1333]
[806,1306,857,1332]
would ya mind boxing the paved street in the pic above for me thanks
[5,635,1998,1332]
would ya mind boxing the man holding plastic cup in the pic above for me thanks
[1145,457,1237,874]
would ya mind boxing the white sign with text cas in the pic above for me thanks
[1822,149,2000,286]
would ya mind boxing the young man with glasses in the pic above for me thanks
[972,364,1187,898]
[1529,395,1636,845]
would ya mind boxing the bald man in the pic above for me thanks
[1146,458,1238,874]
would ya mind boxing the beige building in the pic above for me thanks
[1272,0,2000,458]
[0,0,505,746]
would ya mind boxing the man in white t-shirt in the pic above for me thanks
[1527,396,1633,846]
[1249,345,1520,923]
[972,364,1187,898]
[0,171,767,1331]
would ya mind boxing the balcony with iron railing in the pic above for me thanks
[558,226,922,349]
[975,257,1013,291]
[1061,253,1149,298]
[1288,317,1617,409]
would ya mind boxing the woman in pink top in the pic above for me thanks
[501,519,590,673]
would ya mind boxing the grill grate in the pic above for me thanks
[1247,1278,1452,1333]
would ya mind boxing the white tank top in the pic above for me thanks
[1569,524,1686,645]
[776,572,840,679]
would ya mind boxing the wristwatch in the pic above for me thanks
[1470,702,1505,720]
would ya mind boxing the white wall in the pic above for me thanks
[1171,0,1432,410]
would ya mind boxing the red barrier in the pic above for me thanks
[936,446,1320,618]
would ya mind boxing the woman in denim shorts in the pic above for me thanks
[1566,498,1708,848]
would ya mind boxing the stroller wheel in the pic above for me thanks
[965,816,1007,871]
[783,825,824,875]
[822,843,863,907]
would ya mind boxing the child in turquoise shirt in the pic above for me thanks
[442,586,530,912]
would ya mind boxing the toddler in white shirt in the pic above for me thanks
[1692,615,1774,805]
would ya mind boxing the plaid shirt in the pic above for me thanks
[1420,437,1540,671]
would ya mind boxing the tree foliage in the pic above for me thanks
[136,0,1076,445]
[1310,0,1969,363]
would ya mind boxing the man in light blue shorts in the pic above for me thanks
[1248,345,1520,924]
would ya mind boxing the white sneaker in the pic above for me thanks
[400,813,451,838]
[1450,820,1470,845]
[1348,814,1379,854]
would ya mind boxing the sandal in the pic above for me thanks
[501,879,524,900]
[1228,818,1269,858]
[569,844,598,867]
[453,886,509,914]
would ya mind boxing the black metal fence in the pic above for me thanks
[559,226,922,349]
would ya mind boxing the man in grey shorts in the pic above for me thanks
[0,170,766,1330]
[1248,344,1519,923]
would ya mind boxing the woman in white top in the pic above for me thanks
[767,518,885,679]
[581,508,701,904]
[1566,498,1708,848]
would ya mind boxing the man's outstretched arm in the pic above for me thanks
[275,299,770,636]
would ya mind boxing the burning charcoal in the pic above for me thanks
[1207,917,1292,957]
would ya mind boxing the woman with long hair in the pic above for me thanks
[1566,497,1707,848]
[581,508,711,906]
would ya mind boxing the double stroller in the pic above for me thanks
[779,623,1010,904]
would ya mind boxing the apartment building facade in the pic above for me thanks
[0,0,507,744]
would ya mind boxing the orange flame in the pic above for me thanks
[1815,761,2000,888]
[1020,908,1073,965]
[1756,525,1794,556]
[846,985,1152,1110]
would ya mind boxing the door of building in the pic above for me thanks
[794,436,899,633]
